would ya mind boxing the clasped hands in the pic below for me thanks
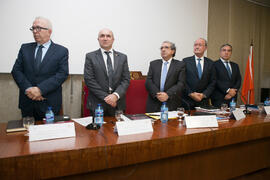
[104,94,118,107]
[189,92,204,102]
[224,88,237,100]
[156,92,169,102]
[26,87,45,101]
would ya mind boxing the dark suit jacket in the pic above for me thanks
[145,59,185,112]
[182,55,216,109]
[11,41,69,114]
[211,59,242,107]
[84,49,130,112]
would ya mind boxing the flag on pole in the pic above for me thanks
[241,44,254,104]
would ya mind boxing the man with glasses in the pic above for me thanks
[182,38,216,110]
[84,28,130,116]
[12,17,69,120]
[145,41,185,112]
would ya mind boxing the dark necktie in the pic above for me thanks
[225,61,232,78]
[105,51,114,88]
[197,58,202,79]
[35,45,44,71]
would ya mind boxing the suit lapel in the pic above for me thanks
[191,56,199,79]
[96,49,107,76]
[230,62,236,79]
[39,42,56,70]
[165,59,175,87]
[201,57,209,79]
[31,43,37,73]
[157,60,163,89]
[219,59,231,79]
[113,50,119,75]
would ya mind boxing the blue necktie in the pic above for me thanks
[197,58,202,79]
[35,45,44,71]
[160,61,168,92]
[225,61,232,78]
[105,51,114,88]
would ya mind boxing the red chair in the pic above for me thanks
[82,79,148,117]
[125,80,148,114]
[82,81,91,117]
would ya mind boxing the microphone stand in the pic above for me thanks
[239,91,251,114]
[86,107,100,130]
[181,98,191,116]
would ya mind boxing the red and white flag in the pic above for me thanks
[241,44,254,104]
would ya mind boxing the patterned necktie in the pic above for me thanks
[197,58,202,79]
[105,51,114,88]
[160,61,168,92]
[225,61,232,78]
[35,45,44,71]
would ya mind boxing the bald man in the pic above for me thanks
[12,17,69,120]
[84,28,130,116]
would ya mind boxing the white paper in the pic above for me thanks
[121,114,132,121]
[147,111,184,119]
[29,122,76,142]
[116,119,153,136]
[232,109,246,120]
[185,115,218,128]
[73,116,93,126]
[264,106,270,115]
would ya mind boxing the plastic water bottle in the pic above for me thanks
[264,98,270,106]
[45,106,54,123]
[160,102,168,123]
[95,104,104,127]
[230,98,236,112]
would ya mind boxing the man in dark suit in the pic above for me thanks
[84,28,130,116]
[211,44,241,107]
[182,38,216,109]
[12,17,69,120]
[145,41,185,112]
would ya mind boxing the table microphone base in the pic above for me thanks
[86,123,100,130]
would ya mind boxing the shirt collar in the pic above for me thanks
[162,58,172,64]
[101,48,113,54]
[37,40,51,48]
[220,58,230,63]
[195,55,204,61]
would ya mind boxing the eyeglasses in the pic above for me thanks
[160,46,170,50]
[30,26,48,32]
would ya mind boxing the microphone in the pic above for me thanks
[86,106,100,130]
[238,91,251,114]
[181,98,191,116]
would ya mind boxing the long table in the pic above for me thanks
[1,113,270,179]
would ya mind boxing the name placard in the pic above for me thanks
[116,119,153,136]
[185,115,218,128]
[29,122,76,142]
[232,109,246,120]
[264,106,270,115]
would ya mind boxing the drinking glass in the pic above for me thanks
[177,107,185,120]
[23,116,35,130]
[221,103,228,113]
[115,110,123,122]
[258,103,264,113]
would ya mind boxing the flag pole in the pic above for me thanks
[248,40,252,104]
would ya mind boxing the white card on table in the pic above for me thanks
[232,109,246,120]
[29,122,76,142]
[116,119,153,136]
[264,106,270,115]
[185,115,218,128]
